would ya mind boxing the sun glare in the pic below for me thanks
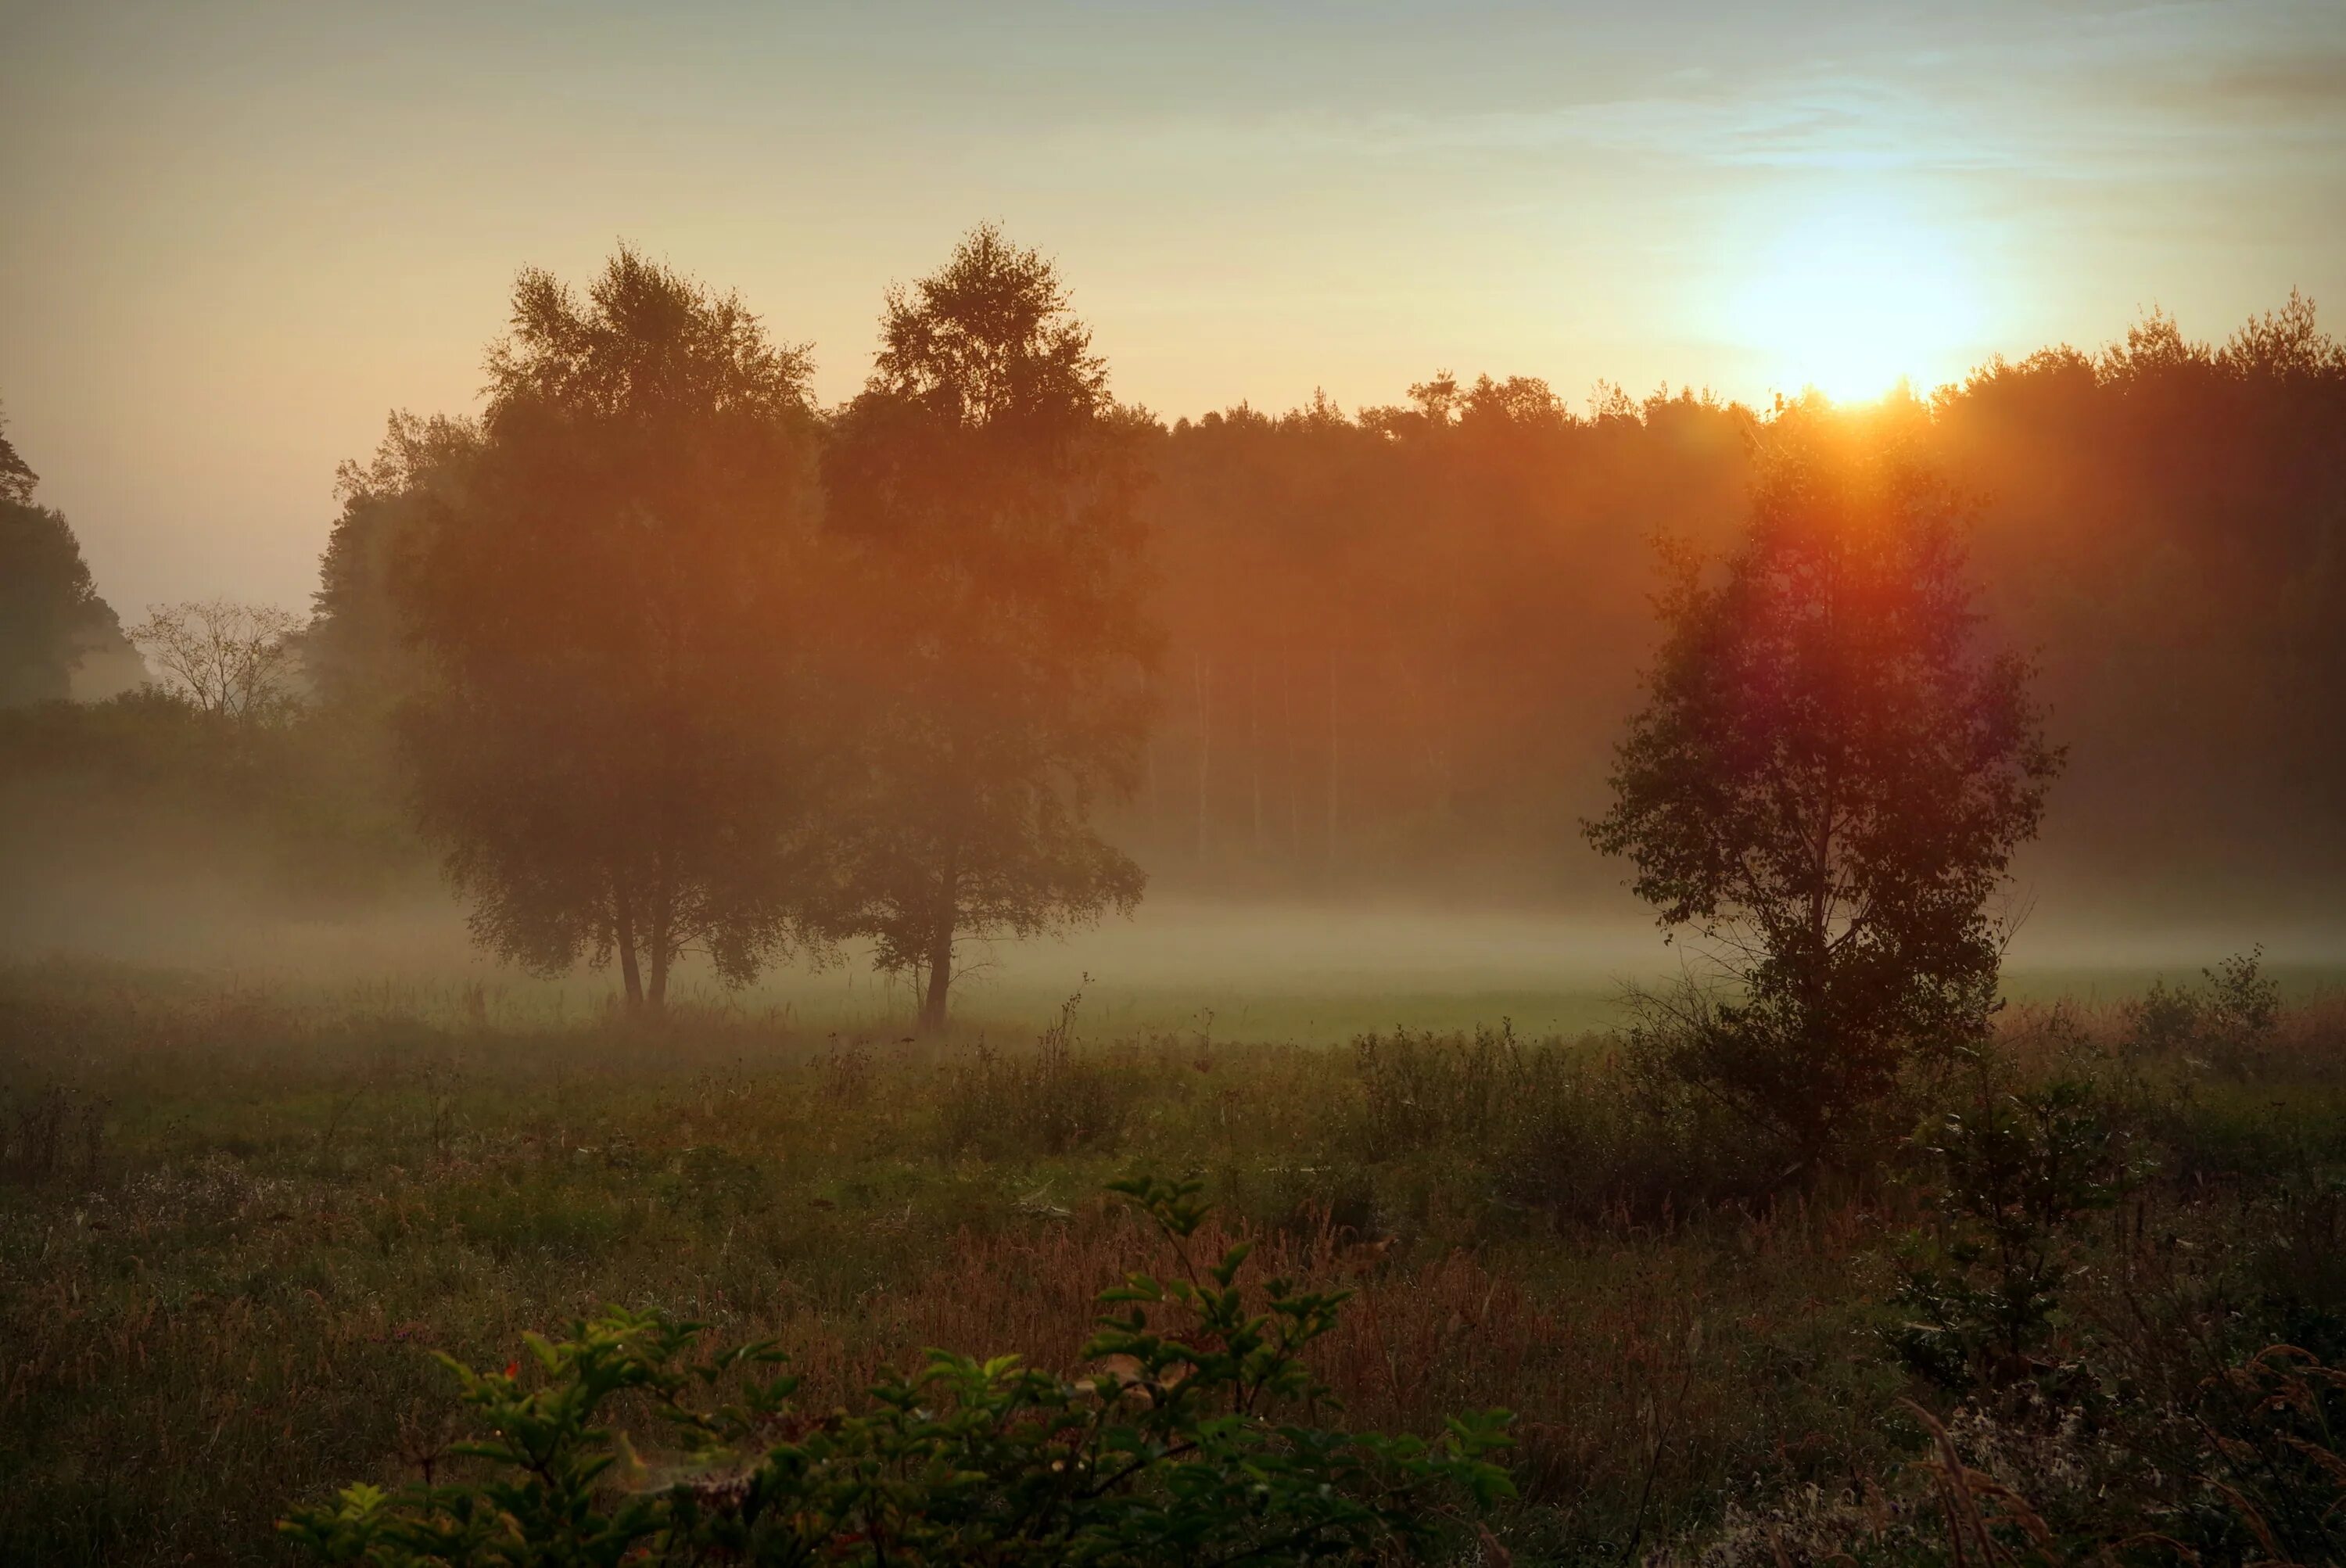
[1731,201,1989,403]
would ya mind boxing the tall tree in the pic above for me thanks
[823,226,1156,1032]
[0,407,133,707]
[394,248,826,1015]
[1586,401,2062,1171]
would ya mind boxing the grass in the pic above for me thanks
[3,960,2344,1564]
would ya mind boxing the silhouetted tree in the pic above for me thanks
[0,408,131,707]
[2,505,117,707]
[0,405,38,505]
[1586,403,2062,1172]
[394,249,827,1016]
[128,600,301,723]
[823,226,1155,1031]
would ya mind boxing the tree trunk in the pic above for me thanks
[647,936,670,1017]
[612,876,644,1014]
[1249,661,1263,852]
[1193,651,1211,860]
[1146,736,1160,834]
[646,858,671,1018]
[1325,648,1341,865]
[918,924,954,1035]
[1282,650,1300,859]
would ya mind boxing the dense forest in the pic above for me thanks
[1128,300,2346,913]
[4,249,2343,984]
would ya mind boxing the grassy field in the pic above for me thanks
[5,957,2346,1564]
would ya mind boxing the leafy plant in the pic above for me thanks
[1888,1070,2140,1391]
[281,1175,1514,1566]
[2121,946,2281,1076]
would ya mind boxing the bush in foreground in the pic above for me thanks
[281,1175,1514,1566]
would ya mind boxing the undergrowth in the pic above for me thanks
[2,960,2342,1564]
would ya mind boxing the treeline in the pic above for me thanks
[1126,298,2346,909]
[310,285,2346,917]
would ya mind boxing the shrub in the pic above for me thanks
[2121,945,2281,1075]
[280,1175,1514,1566]
[1887,1067,2140,1392]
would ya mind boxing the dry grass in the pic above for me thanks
[3,962,2342,1564]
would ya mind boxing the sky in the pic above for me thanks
[3,0,2343,618]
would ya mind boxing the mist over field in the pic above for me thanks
[9,864,2342,1042]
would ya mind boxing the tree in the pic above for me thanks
[127,599,300,723]
[0,407,133,707]
[310,411,482,716]
[1585,400,2062,1171]
[393,247,827,1017]
[823,226,1156,1032]
[0,404,39,505]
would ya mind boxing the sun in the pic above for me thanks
[1731,199,1989,403]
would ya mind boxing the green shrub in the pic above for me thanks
[1887,1069,2140,1391]
[2122,945,2282,1076]
[280,1175,1514,1566]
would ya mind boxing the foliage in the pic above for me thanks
[310,411,483,718]
[1585,405,2063,1172]
[1886,1067,2139,1392]
[393,247,830,1014]
[0,410,128,707]
[821,224,1157,1032]
[0,403,37,505]
[279,1175,1514,1566]
[2118,947,2285,1083]
[0,686,425,917]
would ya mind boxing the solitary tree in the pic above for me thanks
[823,226,1156,1032]
[127,599,301,723]
[1586,402,2061,1170]
[394,248,826,1017]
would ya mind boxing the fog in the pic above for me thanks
[9,858,2341,1043]
[8,272,2346,1040]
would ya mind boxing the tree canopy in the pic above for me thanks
[393,247,827,1014]
[822,226,1157,1031]
[1587,402,2063,1165]
[0,409,131,708]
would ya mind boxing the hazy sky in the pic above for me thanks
[4,0,2343,616]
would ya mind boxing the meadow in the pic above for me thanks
[6,956,2346,1565]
